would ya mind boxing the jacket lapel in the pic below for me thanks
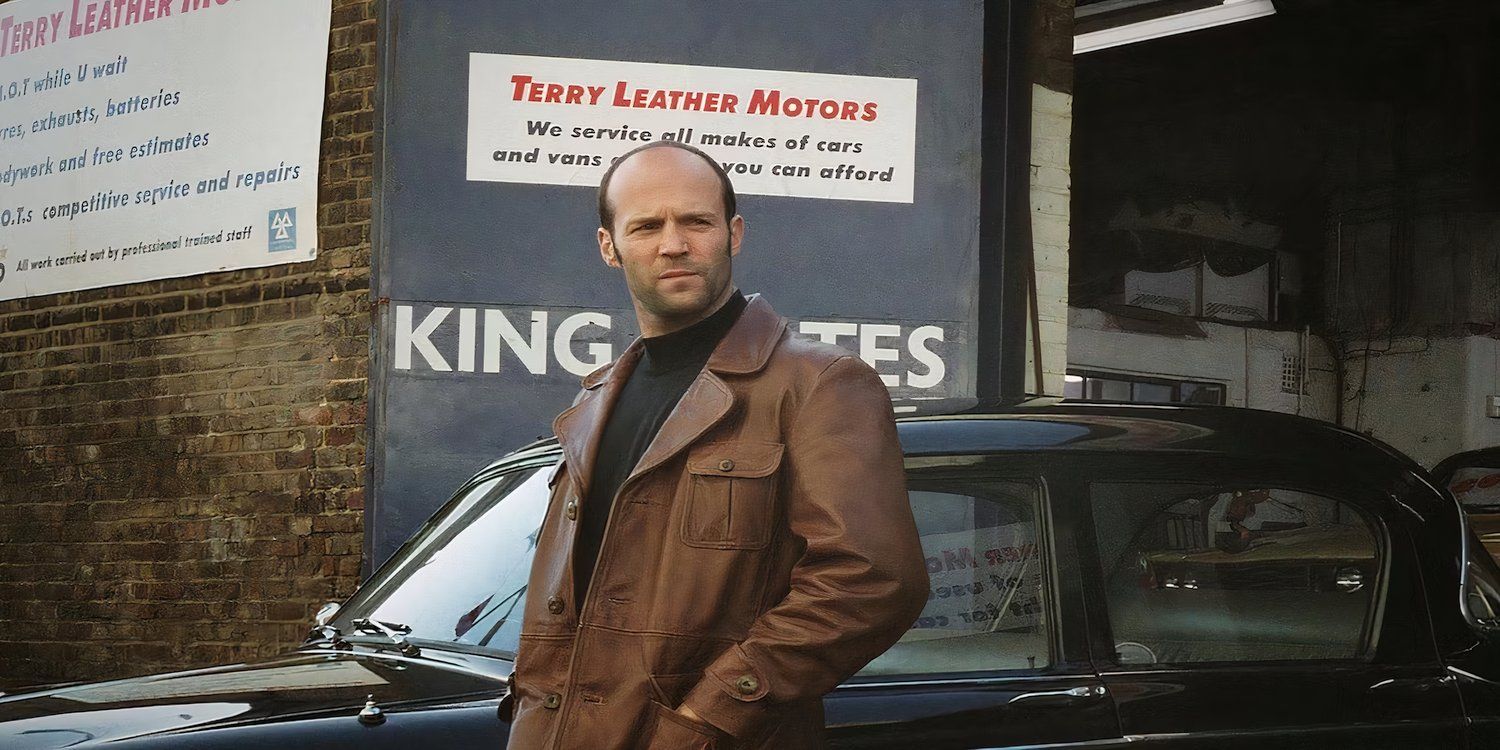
[551,339,643,498]
[622,295,787,487]
[623,371,734,487]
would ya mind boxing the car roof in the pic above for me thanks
[483,398,1425,480]
[896,398,1420,467]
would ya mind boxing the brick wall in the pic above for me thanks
[1027,0,1074,396]
[0,0,375,689]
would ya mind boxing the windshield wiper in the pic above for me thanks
[476,586,526,649]
[351,618,421,657]
[306,622,352,650]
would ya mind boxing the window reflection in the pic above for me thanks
[344,467,549,657]
[1093,483,1378,665]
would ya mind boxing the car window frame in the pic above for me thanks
[1450,489,1500,636]
[842,455,1085,690]
[1427,449,1500,635]
[1081,470,1395,671]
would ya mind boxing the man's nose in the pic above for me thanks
[658,222,690,256]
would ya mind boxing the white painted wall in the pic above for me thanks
[1463,337,1500,455]
[1067,307,1338,420]
[1341,335,1500,467]
[1069,313,1500,466]
[1028,84,1073,397]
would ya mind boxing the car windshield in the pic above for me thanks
[330,459,555,659]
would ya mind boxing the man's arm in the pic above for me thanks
[679,355,930,739]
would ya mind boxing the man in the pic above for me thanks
[507,141,929,750]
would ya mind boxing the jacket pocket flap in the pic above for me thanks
[687,442,784,478]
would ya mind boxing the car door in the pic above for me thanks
[1434,447,1500,564]
[1071,455,1465,749]
[824,455,1125,749]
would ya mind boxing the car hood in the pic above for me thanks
[0,649,508,748]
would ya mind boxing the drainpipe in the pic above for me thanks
[976,0,1036,402]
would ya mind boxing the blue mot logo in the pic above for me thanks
[268,208,297,252]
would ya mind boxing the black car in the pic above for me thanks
[5,400,1500,749]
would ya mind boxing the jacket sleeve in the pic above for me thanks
[680,355,930,739]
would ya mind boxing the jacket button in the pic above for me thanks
[543,693,561,709]
[735,675,759,695]
[547,596,564,614]
[565,501,577,520]
[718,459,735,472]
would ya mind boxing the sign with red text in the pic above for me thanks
[911,525,1043,637]
[466,53,918,203]
[0,0,329,301]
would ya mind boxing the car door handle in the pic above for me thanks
[1008,685,1107,708]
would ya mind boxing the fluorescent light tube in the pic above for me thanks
[1074,0,1277,54]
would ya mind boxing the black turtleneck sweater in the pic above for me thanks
[574,290,748,601]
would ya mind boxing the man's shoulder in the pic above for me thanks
[767,326,882,386]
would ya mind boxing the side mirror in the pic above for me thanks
[315,601,342,627]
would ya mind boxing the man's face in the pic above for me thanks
[598,147,744,335]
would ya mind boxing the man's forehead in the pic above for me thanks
[612,147,719,189]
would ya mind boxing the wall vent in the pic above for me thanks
[1280,353,1305,395]
[1128,293,1192,316]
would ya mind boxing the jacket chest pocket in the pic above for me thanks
[680,441,784,550]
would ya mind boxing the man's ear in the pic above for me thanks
[598,227,621,268]
[729,214,745,258]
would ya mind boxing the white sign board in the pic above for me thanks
[466,53,918,204]
[0,0,330,301]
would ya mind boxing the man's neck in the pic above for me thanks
[634,285,740,338]
[638,290,747,372]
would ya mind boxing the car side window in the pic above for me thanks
[1091,482,1380,666]
[858,477,1050,677]
[1467,556,1500,625]
[1464,530,1500,628]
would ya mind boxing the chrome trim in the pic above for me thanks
[1009,685,1106,704]
[1448,664,1500,687]
[839,674,1096,691]
[1393,466,1487,633]
[945,739,1133,750]
[1446,478,1494,632]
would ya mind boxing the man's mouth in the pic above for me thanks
[658,269,697,280]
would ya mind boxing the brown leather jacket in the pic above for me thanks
[509,295,929,749]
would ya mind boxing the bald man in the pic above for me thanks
[506,141,928,750]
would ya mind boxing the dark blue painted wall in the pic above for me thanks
[372,0,988,567]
